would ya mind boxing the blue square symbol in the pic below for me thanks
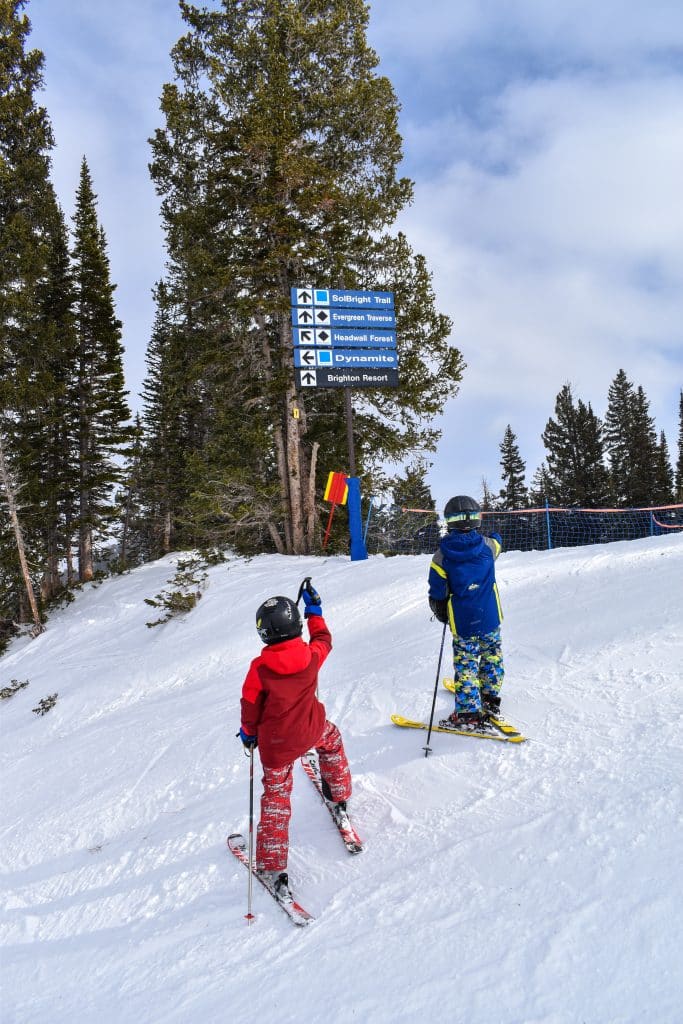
[314,289,329,305]
[317,350,332,365]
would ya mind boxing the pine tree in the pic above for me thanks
[479,478,497,511]
[675,391,683,502]
[604,369,634,505]
[542,383,609,505]
[392,458,435,513]
[498,425,527,509]
[528,462,552,507]
[0,1,75,620]
[652,431,674,505]
[139,281,199,556]
[148,0,463,554]
[70,158,132,581]
[627,386,659,506]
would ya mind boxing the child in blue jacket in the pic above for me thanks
[428,495,504,728]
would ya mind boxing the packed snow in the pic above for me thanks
[1,535,682,1024]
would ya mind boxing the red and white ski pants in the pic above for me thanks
[256,720,352,872]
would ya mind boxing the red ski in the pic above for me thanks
[227,833,313,927]
[300,751,364,854]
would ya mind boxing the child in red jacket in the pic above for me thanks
[239,581,352,896]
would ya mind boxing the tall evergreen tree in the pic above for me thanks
[70,157,132,581]
[604,369,634,505]
[148,0,463,555]
[392,458,436,513]
[498,424,527,508]
[139,281,200,556]
[542,383,609,505]
[626,385,659,506]
[675,391,683,502]
[479,478,497,512]
[528,462,552,507]
[652,431,674,505]
[0,1,75,619]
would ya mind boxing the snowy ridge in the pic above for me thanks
[1,536,682,1023]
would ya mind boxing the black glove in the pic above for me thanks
[429,597,449,624]
[301,579,322,617]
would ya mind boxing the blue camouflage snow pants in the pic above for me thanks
[451,628,504,714]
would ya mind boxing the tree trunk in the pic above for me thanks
[162,507,172,554]
[284,384,306,553]
[0,435,43,634]
[79,510,94,582]
[305,440,319,550]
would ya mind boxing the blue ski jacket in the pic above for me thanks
[428,530,503,638]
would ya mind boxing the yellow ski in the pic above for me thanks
[442,679,526,740]
[391,713,525,744]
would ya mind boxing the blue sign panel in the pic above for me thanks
[293,326,396,348]
[291,285,398,388]
[291,287,394,310]
[328,328,396,348]
[328,308,396,328]
[317,348,398,369]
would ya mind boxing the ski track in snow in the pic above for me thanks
[1,538,682,1023]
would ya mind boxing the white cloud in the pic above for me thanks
[395,69,683,504]
[24,0,683,509]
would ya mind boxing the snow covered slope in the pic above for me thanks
[2,536,682,1024]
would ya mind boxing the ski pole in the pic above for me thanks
[424,620,448,758]
[246,745,255,924]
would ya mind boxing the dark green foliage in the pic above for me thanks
[628,386,664,506]
[32,692,57,715]
[604,370,674,506]
[1,6,132,622]
[144,556,208,627]
[0,1,71,619]
[676,392,683,502]
[0,678,29,700]
[542,384,610,506]
[71,158,133,580]
[653,431,674,505]
[391,458,436,512]
[498,425,527,509]
[145,0,463,554]
[527,463,552,507]
[604,369,634,504]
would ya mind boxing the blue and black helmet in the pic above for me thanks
[444,495,481,532]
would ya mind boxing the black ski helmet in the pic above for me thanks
[444,495,482,532]
[255,596,303,644]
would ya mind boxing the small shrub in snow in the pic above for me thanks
[32,693,58,716]
[144,557,208,627]
[1,679,29,700]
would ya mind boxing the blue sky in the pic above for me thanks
[28,0,683,513]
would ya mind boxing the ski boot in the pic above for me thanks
[481,693,501,719]
[439,709,496,733]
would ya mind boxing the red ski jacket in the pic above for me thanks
[240,615,332,769]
